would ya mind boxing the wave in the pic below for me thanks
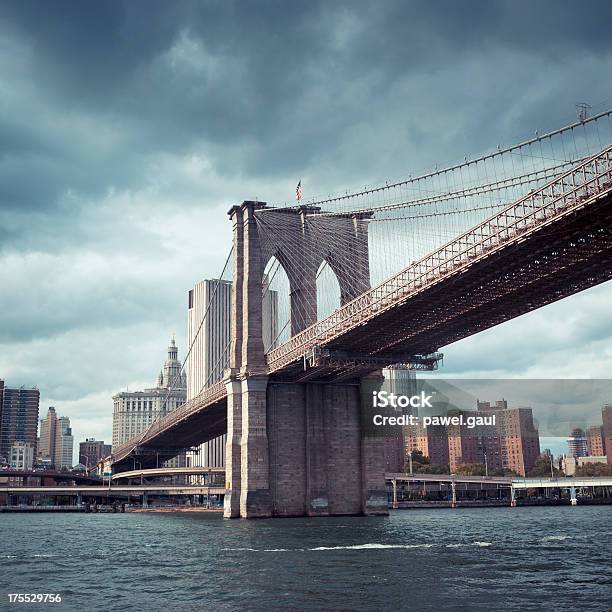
[541,535,570,542]
[445,542,492,548]
[222,542,495,552]
[310,543,434,551]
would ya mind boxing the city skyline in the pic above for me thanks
[2,1,612,457]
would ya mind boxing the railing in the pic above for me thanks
[111,380,226,461]
[266,145,612,372]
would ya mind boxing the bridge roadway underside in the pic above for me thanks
[113,400,227,472]
[316,192,612,362]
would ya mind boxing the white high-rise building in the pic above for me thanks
[185,279,277,470]
[186,280,231,469]
[112,339,187,449]
[9,441,35,470]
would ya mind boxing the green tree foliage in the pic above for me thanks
[527,456,561,478]
[575,462,612,477]
[455,463,487,476]
[405,450,449,474]
[488,468,519,477]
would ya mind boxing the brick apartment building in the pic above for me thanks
[407,399,540,476]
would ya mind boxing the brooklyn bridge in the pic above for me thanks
[110,109,612,518]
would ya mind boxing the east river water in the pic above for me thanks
[1,506,610,611]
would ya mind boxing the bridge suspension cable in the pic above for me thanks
[256,109,612,348]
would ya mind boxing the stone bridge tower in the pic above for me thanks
[224,200,388,518]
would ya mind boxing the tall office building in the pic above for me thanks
[602,405,612,465]
[186,280,232,399]
[55,416,73,469]
[78,438,112,468]
[566,427,588,459]
[112,339,187,448]
[38,407,74,469]
[0,379,40,463]
[185,279,278,470]
[586,426,605,457]
[38,406,57,466]
[186,280,231,469]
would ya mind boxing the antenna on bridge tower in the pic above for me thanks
[576,102,592,122]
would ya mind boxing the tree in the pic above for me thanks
[489,468,519,477]
[404,450,449,474]
[413,463,449,474]
[527,456,561,478]
[575,462,612,477]
[455,463,487,476]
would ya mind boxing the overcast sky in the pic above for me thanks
[1,0,611,460]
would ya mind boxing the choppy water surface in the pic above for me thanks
[1,506,610,611]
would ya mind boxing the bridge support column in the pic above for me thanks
[240,376,272,517]
[224,371,243,519]
[142,492,149,508]
[305,385,330,516]
[266,378,389,517]
[360,372,391,516]
[570,486,577,506]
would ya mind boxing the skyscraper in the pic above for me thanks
[56,416,74,469]
[0,379,40,463]
[38,407,74,469]
[112,338,187,448]
[38,406,58,466]
[566,427,588,459]
[185,279,278,470]
[186,280,231,469]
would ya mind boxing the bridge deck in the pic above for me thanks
[111,145,612,469]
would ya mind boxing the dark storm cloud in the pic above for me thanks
[3,0,612,199]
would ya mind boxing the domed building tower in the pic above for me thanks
[159,337,187,390]
[112,338,187,454]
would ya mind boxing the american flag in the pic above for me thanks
[296,180,302,202]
